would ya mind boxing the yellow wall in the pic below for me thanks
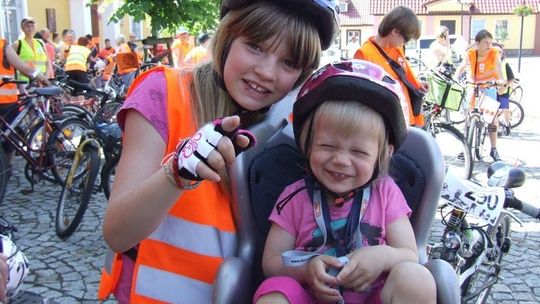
[27,0,71,35]
[476,14,536,49]
[417,14,537,50]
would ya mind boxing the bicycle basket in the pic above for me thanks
[425,74,464,111]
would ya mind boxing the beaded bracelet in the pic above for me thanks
[161,153,201,190]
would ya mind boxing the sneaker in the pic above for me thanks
[505,125,511,136]
[490,149,501,162]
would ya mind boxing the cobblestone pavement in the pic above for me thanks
[0,57,539,304]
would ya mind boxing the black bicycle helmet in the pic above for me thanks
[220,0,339,50]
[293,59,409,152]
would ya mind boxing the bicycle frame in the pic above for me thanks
[64,136,100,188]
[0,95,58,175]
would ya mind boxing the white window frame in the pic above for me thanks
[471,19,486,40]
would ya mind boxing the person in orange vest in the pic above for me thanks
[183,32,211,67]
[98,38,115,60]
[115,34,139,95]
[455,29,505,161]
[0,38,48,168]
[57,29,75,63]
[171,27,193,68]
[353,6,428,126]
[98,0,339,302]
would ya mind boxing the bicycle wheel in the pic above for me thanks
[55,142,100,239]
[466,114,485,161]
[101,153,119,200]
[432,123,473,180]
[0,148,8,205]
[25,123,58,184]
[461,214,511,304]
[508,100,524,128]
[509,85,523,104]
[47,117,91,183]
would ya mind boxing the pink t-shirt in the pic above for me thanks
[114,70,168,303]
[269,176,411,302]
[117,70,168,141]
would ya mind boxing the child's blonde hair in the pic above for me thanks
[303,100,391,178]
[191,1,322,127]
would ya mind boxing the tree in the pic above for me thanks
[93,0,220,37]
[513,3,533,72]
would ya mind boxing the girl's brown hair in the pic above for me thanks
[190,1,321,128]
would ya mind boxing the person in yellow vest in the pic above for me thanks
[455,29,505,161]
[353,6,428,126]
[64,36,92,84]
[0,38,48,168]
[11,17,49,83]
[98,0,339,302]
[183,32,211,67]
[171,27,194,68]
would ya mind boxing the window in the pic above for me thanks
[339,2,348,12]
[130,19,143,39]
[346,30,360,44]
[495,20,509,43]
[471,19,486,40]
[440,20,456,35]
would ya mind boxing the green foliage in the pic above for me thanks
[513,4,533,17]
[93,0,220,37]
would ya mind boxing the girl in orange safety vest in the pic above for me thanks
[98,0,339,303]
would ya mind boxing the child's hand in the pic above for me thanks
[305,255,343,303]
[175,115,256,182]
[337,246,386,292]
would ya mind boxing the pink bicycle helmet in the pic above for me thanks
[220,0,339,50]
[293,59,409,150]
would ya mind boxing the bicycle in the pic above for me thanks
[55,99,122,238]
[463,81,503,162]
[427,164,539,304]
[0,78,89,204]
[419,61,474,180]
[55,133,100,239]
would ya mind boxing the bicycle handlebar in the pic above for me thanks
[504,189,540,220]
[1,77,28,86]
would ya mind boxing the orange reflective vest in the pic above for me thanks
[354,37,422,126]
[98,66,237,303]
[0,39,18,104]
[117,43,139,75]
[468,47,500,82]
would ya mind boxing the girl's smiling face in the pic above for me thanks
[309,119,379,196]
[223,36,303,111]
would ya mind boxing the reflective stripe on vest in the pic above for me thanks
[148,215,236,257]
[18,39,47,82]
[135,265,212,303]
[64,45,90,72]
[0,40,18,103]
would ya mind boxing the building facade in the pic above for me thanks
[337,0,540,56]
[0,0,151,48]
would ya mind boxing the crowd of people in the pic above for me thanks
[0,2,516,303]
